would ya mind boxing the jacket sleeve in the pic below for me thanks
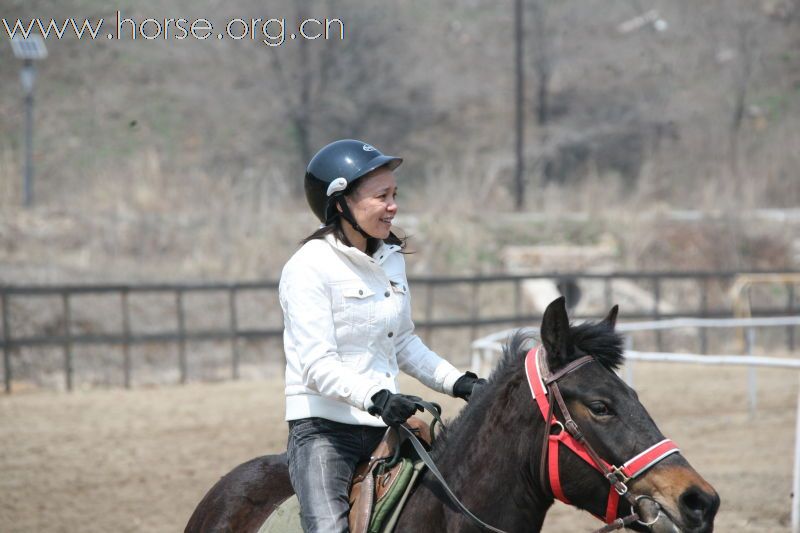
[280,262,384,411]
[393,273,463,395]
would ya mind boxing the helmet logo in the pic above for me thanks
[362,144,376,152]
[326,177,348,197]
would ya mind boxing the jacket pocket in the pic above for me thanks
[339,283,375,327]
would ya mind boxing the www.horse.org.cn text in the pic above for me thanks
[2,11,345,47]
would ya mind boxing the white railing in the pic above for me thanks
[470,315,800,533]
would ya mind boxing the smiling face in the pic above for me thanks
[344,166,398,242]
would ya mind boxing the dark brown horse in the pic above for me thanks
[186,298,719,532]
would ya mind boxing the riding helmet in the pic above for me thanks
[304,139,403,223]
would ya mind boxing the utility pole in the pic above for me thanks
[10,36,48,208]
[514,0,525,211]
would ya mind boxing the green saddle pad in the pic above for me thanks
[257,495,302,533]
[257,459,424,533]
[369,458,416,533]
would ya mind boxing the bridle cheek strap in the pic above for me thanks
[548,421,620,522]
[525,346,680,527]
[549,434,567,503]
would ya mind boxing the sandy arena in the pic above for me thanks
[0,361,796,532]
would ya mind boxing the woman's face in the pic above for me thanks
[346,167,398,239]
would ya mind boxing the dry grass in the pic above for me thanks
[0,1,797,288]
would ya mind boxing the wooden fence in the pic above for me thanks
[2,270,798,392]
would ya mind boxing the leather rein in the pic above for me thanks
[525,345,681,532]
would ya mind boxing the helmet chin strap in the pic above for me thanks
[330,196,374,241]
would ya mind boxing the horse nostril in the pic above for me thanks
[679,486,720,529]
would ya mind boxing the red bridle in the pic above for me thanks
[524,345,680,529]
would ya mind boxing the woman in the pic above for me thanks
[280,139,486,532]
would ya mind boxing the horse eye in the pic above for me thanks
[588,401,611,417]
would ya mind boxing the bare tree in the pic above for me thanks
[529,0,554,129]
[265,1,336,167]
[729,20,757,184]
[523,0,558,209]
[514,0,525,210]
[264,0,438,175]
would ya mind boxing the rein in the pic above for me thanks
[399,401,511,533]
[398,424,510,533]
[525,345,681,532]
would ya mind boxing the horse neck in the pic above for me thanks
[400,377,554,532]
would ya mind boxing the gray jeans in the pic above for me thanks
[287,417,386,533]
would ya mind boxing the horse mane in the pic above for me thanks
[432,319,624,457]
[496,318,625,378]
[567,319,625,371]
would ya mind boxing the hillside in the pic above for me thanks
[0,0,798,282]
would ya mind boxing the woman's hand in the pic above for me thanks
[453,371,487,402]
[368,390,423,426]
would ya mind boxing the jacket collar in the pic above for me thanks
[324,233,401,266]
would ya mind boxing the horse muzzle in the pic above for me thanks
[632,463,720,533]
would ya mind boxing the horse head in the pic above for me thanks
[536,296,719,532]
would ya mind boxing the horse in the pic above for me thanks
[186,297,719,532]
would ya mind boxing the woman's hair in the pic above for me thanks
[300,222,406,256]
[300,168,408,255]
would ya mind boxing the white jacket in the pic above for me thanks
[280,234,463,426]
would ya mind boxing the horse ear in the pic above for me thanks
[602,305,619,330]
[540,297,574,367]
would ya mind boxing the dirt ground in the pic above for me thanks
[0,360,797,533]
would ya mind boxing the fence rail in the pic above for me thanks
[2,269,798,393]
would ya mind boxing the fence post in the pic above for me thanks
[604,277,613,311]
[789,283,796,352]
[424,282,434,349]
[700,279,709,354]
[229,287,240,380]
[121,289,131,389]
[2,290,11,394]
[514,278,522,326]
[470,346,481,374]
[653,277,663,351]
[623,335,635,387]
[470,281,480,351]
[792,372,800,533]
[62,292,73,391]
[745,327,757,418]
[176,289,187,384]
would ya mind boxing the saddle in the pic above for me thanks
[348,417,432,533]
[258,417,435,533]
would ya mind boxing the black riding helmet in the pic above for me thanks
[305,139,403,224]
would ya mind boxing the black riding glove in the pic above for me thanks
[368,389,423,426]
[452,371,488,402]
